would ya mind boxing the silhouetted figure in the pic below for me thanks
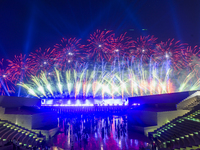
[13,138,17,150]
[16,140,20,150]
[102,127,105,139]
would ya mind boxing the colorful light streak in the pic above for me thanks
[0,29,200,97]
[18,60,200,99]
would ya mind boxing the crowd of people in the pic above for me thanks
[57,114,129,149]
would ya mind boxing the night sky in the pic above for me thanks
[0,0,199,59]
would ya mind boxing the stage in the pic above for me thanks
[41,98,129,107]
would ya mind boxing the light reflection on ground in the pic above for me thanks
[51,115,151,150]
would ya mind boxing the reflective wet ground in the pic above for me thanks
[51,115,151,150]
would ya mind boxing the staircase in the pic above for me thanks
[149,105,200,150]
[0,119,45,149]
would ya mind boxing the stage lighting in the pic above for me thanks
[41,99,45,104]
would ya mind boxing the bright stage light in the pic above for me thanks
[98,44,102,48]
[115,49,119,52]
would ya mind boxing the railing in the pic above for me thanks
[0,119,45,140]
[177,96,200,110]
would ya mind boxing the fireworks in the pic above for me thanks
[19,60,200,99]
[130,35,157,63]
[54,38,85,69]
[0,59,14,95]
[110,32,134,61]
[86,29,114,62]
[155,39,188,70]
[7,54,33,82]
[28,48,56,75]
[1,29,200,98]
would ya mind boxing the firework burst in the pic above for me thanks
[130,35,157,63]
[28,48,56,75]
[155,39,188,70]
[183,46,200,66]
[110,32,134,61]
[54,38,85,69]
[0,59,14,95]
[7,54,32,83]
[86,29,114,62]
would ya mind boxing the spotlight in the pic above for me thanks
[2,75,6,78]
[68,60,71,63]
[98,44,102,48]
[41,99,45,104]
[43,61,47,65]
[142,49,145,53]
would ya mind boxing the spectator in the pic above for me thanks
[0,140,3,147]
[17,140,20,150]
[13,138,17,150]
